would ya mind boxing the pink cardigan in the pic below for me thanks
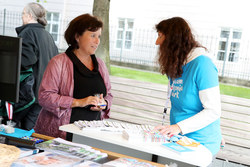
[34,53,113,139]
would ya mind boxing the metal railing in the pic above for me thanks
[1,9,250,81]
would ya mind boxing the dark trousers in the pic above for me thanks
[3,103,41,130]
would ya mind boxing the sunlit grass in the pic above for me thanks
[111,66,168,85]
[110,66,250,99]
[219,84,250,99]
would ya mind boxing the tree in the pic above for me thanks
[93,0,110,72]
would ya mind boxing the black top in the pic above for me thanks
[15,23,58,100]
[66,47,106,123]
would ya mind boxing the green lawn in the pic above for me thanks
[110,66,250,99]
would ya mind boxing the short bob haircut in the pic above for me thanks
[64,13,103,49]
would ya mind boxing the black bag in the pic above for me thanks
[0,68,35,116]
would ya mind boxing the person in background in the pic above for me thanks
[154,17,221,158]
[34,14,113,140]
[3,2,58,130]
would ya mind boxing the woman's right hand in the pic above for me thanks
[71,96,99,108]
[154,124,182,137]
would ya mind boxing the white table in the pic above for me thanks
[59,123,212,167]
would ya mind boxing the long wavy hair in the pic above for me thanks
[156,17,204,79]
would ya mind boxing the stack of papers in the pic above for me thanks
[122,129,169,142]
[162,142,194,154]
[103,157,156,167]
[74,120,154,133]
[36,138,107,162]
[12,151,83,167]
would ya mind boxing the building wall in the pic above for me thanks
[55,0,94,49]
[0,0,93,50]
[0,0,249,79]
[109,0,250,79]
[110,0,250,51]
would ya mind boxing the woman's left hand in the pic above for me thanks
[154,124,182,137]
[90,94,107,111]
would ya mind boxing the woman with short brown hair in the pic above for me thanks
[34,14,113,140]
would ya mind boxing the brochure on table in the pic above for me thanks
[36,138,107,161]
[12,151,83,167]
[59,121,212,167]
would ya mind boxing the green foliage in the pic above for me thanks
[219,84,250,99]
[36,0,47,3]
[110,66,250,99]
[110,66,168,85]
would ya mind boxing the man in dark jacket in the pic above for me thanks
[12,2,58,130]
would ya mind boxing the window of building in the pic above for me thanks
[46,12,60,43]
[217,28,242,62]
[116,18,134,49]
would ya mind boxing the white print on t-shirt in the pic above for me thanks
[172,79,183,99]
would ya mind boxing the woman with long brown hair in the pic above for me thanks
[154,17,221,157]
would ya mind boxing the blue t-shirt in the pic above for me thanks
[170,55,221,155]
